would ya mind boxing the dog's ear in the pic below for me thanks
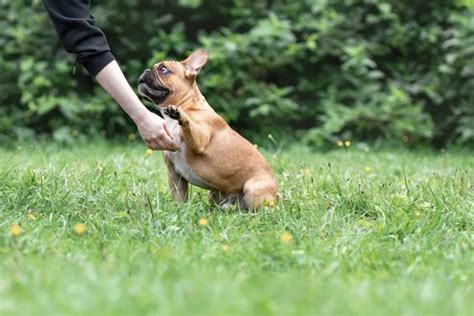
[181,49,208,80]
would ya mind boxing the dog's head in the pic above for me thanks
[138,49,208,105]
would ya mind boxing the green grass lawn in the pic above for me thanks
[0,141,472,316]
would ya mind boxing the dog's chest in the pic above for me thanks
[163,116,214,190]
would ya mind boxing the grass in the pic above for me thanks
[0,140,472,316]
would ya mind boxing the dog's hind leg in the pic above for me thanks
[241,176,278,210]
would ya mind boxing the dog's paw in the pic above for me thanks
[163,105,181,121]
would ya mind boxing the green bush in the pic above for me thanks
[0,0,473,147]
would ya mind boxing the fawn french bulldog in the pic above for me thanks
[138,49,278,209]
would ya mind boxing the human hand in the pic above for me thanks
[93,61,179,151]
[136,111,180,151]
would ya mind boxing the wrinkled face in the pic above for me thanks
[138,49,208,105]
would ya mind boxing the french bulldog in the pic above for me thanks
[138,49,278,209]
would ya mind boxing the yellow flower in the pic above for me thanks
[9,224,22,237]
[280,231,293,245]
[336,140,344,147]
[415,211,421,218]
[268,200,275,207]
[128,133,137,141]
[145,149,153,157]
[344,140,351,147]
[222,245,230,253]
[27,212,36,220]
[198,218,208,226]
[74,223,87,235]
[304,168,311,176]
[364,166,372,173]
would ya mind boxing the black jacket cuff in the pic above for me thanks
[83,51,115,77]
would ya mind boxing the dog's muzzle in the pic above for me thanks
[138,69,170,104]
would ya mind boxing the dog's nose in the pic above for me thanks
[138,69,151,84]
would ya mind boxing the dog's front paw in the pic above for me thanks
[163,105,181,122]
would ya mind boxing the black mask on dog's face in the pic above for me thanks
[137,68,170,104]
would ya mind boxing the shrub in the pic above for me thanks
[0,0,472,147]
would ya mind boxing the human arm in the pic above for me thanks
[95,61,178,150]
[42,0,178,150]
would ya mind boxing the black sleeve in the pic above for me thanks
[42,0,115,77]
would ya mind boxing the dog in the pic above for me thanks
[138,49,278,209]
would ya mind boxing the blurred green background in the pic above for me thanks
[1,0,473,148]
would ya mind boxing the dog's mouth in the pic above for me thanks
[137,69,170,104]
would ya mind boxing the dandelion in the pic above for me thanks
[268,200,275,207]
[336,140,344,147]
[27,212,36,220]
[280,231,293,245]
[364,166,372,173]
[9,224,22,237]
[74,223,87,235]
[128,133,137,141]
[304,168,311,176]
[344,140,351,147]
[145,148,153,157]
[222,245,230,253]
[198,218,208,226]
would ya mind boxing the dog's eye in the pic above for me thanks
[159,65,169,74]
